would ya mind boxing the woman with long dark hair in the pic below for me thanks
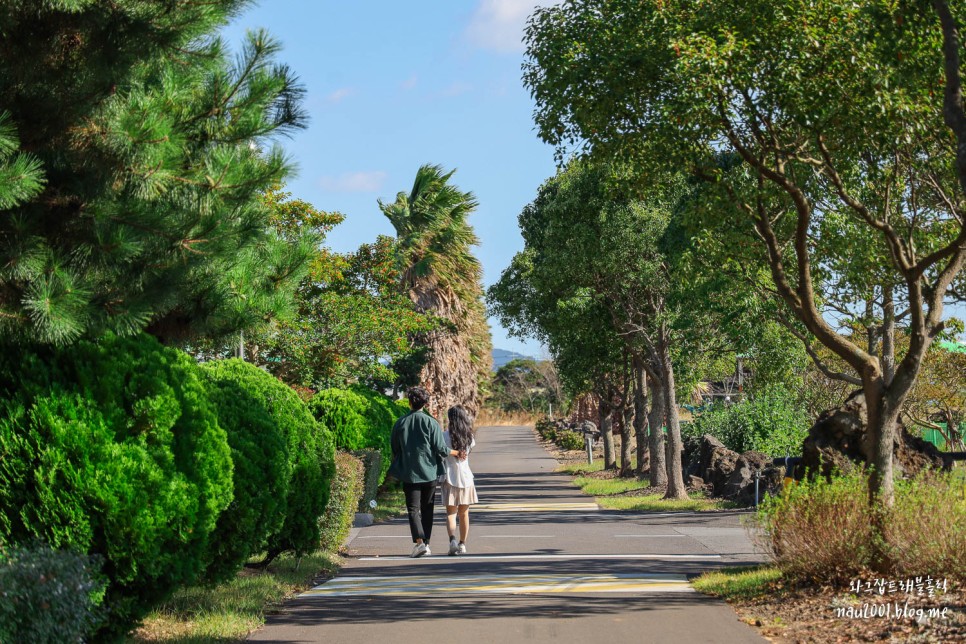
[442,405,478,555]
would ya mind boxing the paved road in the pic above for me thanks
[249,425,768,643]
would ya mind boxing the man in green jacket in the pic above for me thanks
[389,386,463,558]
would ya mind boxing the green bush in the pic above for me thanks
[0,334,233,639]
[308,386,405,483]
[238,370,335,562]
[557,430,585,451]
[0,543,103,644]
[757,473,875,584]
[690,384,810,456]
[353,449,383,513]
[318,453,364,553]
[885,473,966,582]
[199,360,293,583]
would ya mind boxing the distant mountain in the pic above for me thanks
[492,348,533,370]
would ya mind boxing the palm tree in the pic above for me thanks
[380,164,492,415]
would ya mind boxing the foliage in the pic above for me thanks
[199,359,293,584]
[0,543,103,644]
[243,366,335,562]
[757,473,877,584]
[0,3,313,346]
[318,453,365,554]
[524,0,966,504]
[255,191,438,388]
[687,384,811,456]
[0,334,233,638]
[381,164,492,414]
[488,358,565,415]
[352,449,384,513]
[759,471,966,584]
[308,386,404,482]
[557,430,586,451]
[884,473,966,582]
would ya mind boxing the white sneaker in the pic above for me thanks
[457,543,467,555]
[448,538,459,556]
[411,543,429,558]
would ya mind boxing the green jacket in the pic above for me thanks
[388,409,449,484]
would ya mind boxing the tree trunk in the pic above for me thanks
[647,377,667,488]
[881,286,896,386]
[620,395,634,477]
[658,331,687,500]
[599,396,617,470]
[633,358,649,480]
[863,377,900,508]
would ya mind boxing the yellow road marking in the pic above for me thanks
[472,502,599,513]
[300,573,693,597]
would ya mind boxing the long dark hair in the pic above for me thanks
[447,405,474,453]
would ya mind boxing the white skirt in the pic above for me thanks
[441,482,478,506]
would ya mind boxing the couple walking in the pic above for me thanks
[388,386,478,558]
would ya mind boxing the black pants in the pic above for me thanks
[403,481,437,543]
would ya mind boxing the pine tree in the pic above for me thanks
[0,1,311,345]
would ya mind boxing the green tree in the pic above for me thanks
[251,187,437,389]
[380,164,492,415]
[524,0,966,506]
[0,3,312,346]
[489,358,565,414]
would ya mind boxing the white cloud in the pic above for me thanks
[325,87,355,104]
[464,0,562,53]
[319,171,388,193]
[400,75,418,91]
[440,81,474,97]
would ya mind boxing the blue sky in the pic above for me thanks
[222,1,559,357]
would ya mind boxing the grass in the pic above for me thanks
[558,460,605,475]
[691,565,783,601]
[573,475,650,496]
[563,464,740,511]
[597,492,740,512]
[132,551,341,643]
[371,484,407,523]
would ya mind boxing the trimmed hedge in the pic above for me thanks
[226,365,336,562]
[199,359,293,583]
[0,334,233,639]
[308,386,405,482]
[318,452,364,553]
[352,449,383,513]
[0,542,103,643]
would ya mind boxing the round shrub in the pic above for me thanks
[318,452,364,553]
[238,368,335,562]
[199,360,293,583]
[756,473,874,584]
[557,430,585,451]
[0,542,103,644]
[308,386,405,482]
[0,334,233,639]
[690,384,810,456]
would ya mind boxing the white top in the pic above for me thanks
[443,432,475,487]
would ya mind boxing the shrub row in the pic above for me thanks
[536,417,586,451]
[318,452,365,553]
[758,471,966,585]
[0,335,339,641]
[684,384,810,457]
[309,385,407,483]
